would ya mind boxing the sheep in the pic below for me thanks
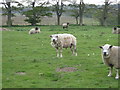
[112,27,120,34]
[99,44,120,79]
[62,23,69,29]
[29,27,41,34]
[50,34,77,57]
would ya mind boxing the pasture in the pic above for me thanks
[2,25,119,88]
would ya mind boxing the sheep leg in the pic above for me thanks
[108,67,113,77]
[73,45,77,56]
[66,26,68,28]
[70,45,74,55]
[60,47,63,57]
[56,47,59,57]
[115,69,119,79]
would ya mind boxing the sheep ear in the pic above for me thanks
[50,35,52,38]
[99,46,103,49]
[109,45,113,49]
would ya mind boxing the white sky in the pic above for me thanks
[82,0,118,5]
[20,0,119,5]
[0,0,119,6]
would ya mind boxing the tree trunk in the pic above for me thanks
[79,2,84,26]
[55,1,63,25]
[32,2,36,26]
[103,2,109,26]
[57,15,60,25]
[79,11,83,25]
[7,2,12,27]
[76,17,78,25]
[99,19,104,26]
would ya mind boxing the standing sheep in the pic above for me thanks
[50,34,77,57]
[99,44,120,79]
[112,27,120,34]
[29,27,41,34]
[62,23,69,29]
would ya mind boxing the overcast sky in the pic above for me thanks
[19,0,118,5]
[81,0,118,5]
[0,0,119,6]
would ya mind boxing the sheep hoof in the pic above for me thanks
[60,55,63,58]
[75,53,77,56]
[107,74,112,77]
[115,77,119,80]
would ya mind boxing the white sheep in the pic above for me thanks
[50,34,77,57]
[29,27,41,34]
[112,27,120,34]
[99,44,120,79]
[62,23,69,29]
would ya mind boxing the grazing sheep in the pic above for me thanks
[112,27,120,34]
[62,23,69,29]
[99,44,120,79]
[29,27,40,34]
[50,34,77,57]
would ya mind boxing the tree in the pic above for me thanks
[102,0,111,26]
[94,7,103,25]
[71,9,79,25]
[22,0,52,25]
[106,4,118,25]
[118,1,120,26]
[51,0,65,25]
[23,4,52,25]
[84,4,97,18]
[32,0,36,26]
[68,2,79,25]
[1,0,22,26]
[84,4,99,25]
[93,4,117,26]
[79,0,85,26]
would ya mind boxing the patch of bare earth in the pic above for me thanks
[15,72,26,75]
[56,67,77,72]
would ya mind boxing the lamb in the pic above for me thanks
[112,27,120,34]
[62,23,69,29]
[29,27,41,34]
[99,44,120,79]
[50,34,77,57]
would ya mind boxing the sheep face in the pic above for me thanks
[67,23,69,25]
[114,27,117,30]
[35,27,39,30]
[50,35,58,43]
[100,44,113,58]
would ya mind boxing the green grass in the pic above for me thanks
[2,25,119,88]
[0,31,2,89]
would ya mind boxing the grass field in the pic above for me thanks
[2,25,119,88]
